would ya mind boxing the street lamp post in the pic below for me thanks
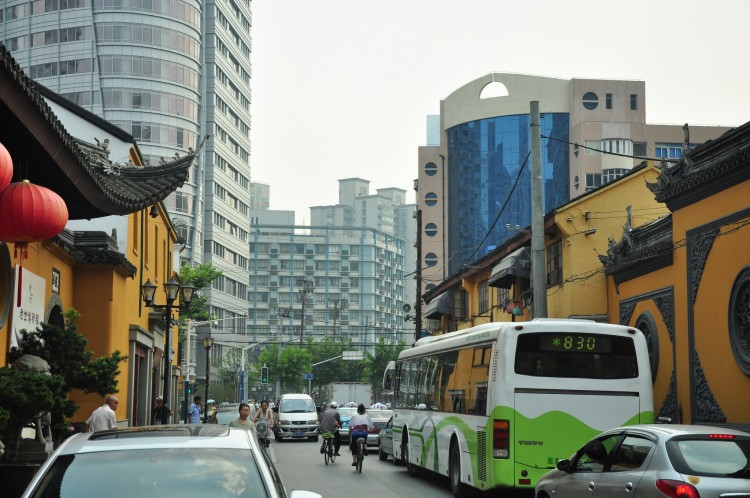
[297,278,314,347]
[141,277,194,424]
[202,335,214,423]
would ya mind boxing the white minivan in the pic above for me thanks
[273,393,320,442]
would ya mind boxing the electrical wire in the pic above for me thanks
[460,151,531,269]
[543,134,681,163]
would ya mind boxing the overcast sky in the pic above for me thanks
[250,0,750,224]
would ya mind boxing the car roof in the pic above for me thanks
[57,425,258,455]
[607,424,750,438]
[366,410,393,420]
[280,393,311,399]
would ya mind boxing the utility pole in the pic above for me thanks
[364,315,372,345]
[297,278,314,347]
[328,298,346,340]
[530,101,548,318]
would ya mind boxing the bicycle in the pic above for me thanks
[255,420,270,452]
[351,431,369,473]
[321,431,336,465]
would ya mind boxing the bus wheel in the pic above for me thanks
[403,435,419,477]
[450,441,469,497]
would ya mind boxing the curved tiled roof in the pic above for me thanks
[0,43,194,219]
[646,122,750,211]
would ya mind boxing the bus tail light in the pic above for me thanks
[493,419,510,458]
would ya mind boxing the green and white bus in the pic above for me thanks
[383,319,654,496]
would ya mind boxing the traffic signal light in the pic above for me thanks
[261,366,269,384]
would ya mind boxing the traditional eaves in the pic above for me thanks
[0,43,194,220]
[647,121,750,211]
[598,215,674,288]
[45,230,138,278]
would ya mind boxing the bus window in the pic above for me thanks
[436,350,457,412]
[514,332,638,379]
[473,383,488,415]
[449,389,465,414]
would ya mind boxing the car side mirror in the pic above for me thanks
[272,406,278,413]
[556,459,572,473]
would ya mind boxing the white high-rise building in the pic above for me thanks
[2,0,254,331]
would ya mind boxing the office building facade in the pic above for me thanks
[418,73,731,293]
[2,0,254,330]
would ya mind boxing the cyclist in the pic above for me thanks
[252,400,274,448]
[347,403,372,466]
[319,401,342,456]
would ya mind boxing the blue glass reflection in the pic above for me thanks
[447,113,569,275]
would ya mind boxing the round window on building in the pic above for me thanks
[424,223,438,237]
[634,312,659,381]
[424,162,438,176]
[424,192,438,206]
[582,92,599,110]
[424,253,438,267]
[729,266,750,376]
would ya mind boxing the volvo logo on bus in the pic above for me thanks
[518,440,544,446]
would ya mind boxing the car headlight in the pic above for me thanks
[307,419,318,425]
[279,419,290,425]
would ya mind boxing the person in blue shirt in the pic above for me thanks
[188,395,203,424]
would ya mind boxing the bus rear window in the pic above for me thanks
[514,333,638,379]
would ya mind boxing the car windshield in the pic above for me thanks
[28,448,270,498]
[215,410,238,425]
[338,408,357,419]
[667,437,750,477]
[279,398,316,413]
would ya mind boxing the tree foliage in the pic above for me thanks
[249,338,405,402]
[1,309,127,461]
[363,339,406,401]
[178,262,222,324]
[0,368,64,462]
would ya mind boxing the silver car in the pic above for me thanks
[366,409,393,448]
[21,425,321,498]
[535,424,750,498]
[377,416,394,461]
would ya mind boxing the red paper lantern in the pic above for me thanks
[0,180,69,305]
[0,142,12,191]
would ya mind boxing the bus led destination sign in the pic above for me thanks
[540,333,613,353]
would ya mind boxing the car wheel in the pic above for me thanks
[378,443,387,461]
[449,441,469,497]
[311,436,319,442]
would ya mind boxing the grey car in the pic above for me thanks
[377,416,394,461]
[21,424,320,498]
[535,424,750,498]
[366,410,393,448]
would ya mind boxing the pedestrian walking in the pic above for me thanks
[86,395,119,432]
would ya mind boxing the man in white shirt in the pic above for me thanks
[86,395,119,432]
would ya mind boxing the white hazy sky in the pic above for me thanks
[250,0,750,224]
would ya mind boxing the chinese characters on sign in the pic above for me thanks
[12,265,46,349]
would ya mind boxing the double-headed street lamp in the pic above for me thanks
[202,335,214,423]
[141,277,195,423]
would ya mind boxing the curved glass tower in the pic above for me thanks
[447,113,569,273]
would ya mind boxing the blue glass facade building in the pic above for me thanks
[447,113,569,275]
